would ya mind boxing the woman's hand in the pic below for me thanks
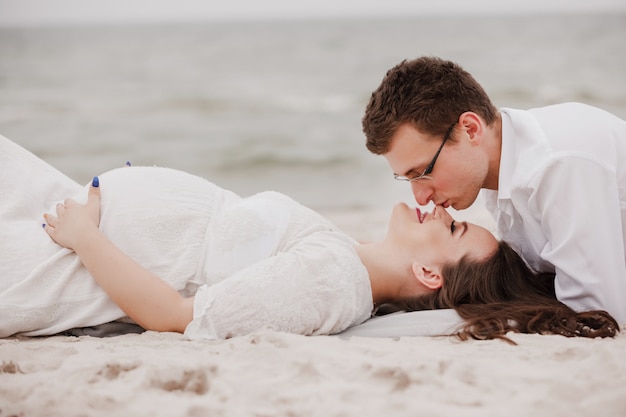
[44,175,193,332]
[44,176,101,251]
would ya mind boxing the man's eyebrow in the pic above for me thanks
[401,165,424,177]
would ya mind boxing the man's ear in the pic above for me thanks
[411,262,442,290]
[458,112,483,144]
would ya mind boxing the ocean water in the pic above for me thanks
[1,14,625,220]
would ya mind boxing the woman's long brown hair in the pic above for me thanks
[395,241,619,342]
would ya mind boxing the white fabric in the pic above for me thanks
[185,192,373,340]
[0,134,373,338]
[481,103,626,322]
[337,309,463,338]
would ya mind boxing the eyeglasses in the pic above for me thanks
[393,120,457,182]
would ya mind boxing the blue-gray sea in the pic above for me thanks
[1,14,625,214]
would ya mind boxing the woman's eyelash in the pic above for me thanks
[450,221,456,233]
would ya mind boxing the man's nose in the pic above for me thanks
[411,182,433,206]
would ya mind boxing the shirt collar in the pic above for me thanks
[497,108,518,201]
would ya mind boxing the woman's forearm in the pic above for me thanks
[74,229,194,333]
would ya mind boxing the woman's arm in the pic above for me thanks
[44,177,193,333]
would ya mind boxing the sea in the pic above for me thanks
[1,13,625,236]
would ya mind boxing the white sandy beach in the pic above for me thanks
[2,208,626,417]
[2,328,626,417]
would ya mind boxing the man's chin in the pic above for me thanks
[451,200,471,210]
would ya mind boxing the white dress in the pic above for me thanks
[0,135,373,338]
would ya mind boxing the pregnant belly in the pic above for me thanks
[92,166,232,289]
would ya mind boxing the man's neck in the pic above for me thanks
[483,114,503,190]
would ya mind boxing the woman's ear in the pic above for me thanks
[411,262,442,290]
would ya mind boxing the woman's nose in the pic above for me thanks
[432,205,451,221]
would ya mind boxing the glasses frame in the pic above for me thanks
[393,120,458,182]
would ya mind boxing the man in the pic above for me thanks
[362,56,626,323]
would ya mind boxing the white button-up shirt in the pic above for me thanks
[481,102,626,323]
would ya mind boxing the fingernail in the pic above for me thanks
[125,161,131,167]
[42,223,46,228]
[92,176,100,187]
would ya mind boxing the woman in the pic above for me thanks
[0,135,618,340]
[391,243,620,342]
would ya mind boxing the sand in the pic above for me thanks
[2,207,626,416]
[2,329,626,417]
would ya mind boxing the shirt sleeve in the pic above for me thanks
[183,232,373,340]
[525,155,626,322]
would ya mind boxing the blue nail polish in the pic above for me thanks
[92,176,100,187]
[125,161,131,167]
[42,223,46,228]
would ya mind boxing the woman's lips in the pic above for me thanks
[416,208,425,223]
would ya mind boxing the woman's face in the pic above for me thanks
[386,203,498,266]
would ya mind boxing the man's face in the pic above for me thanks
[384,123,487,210]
